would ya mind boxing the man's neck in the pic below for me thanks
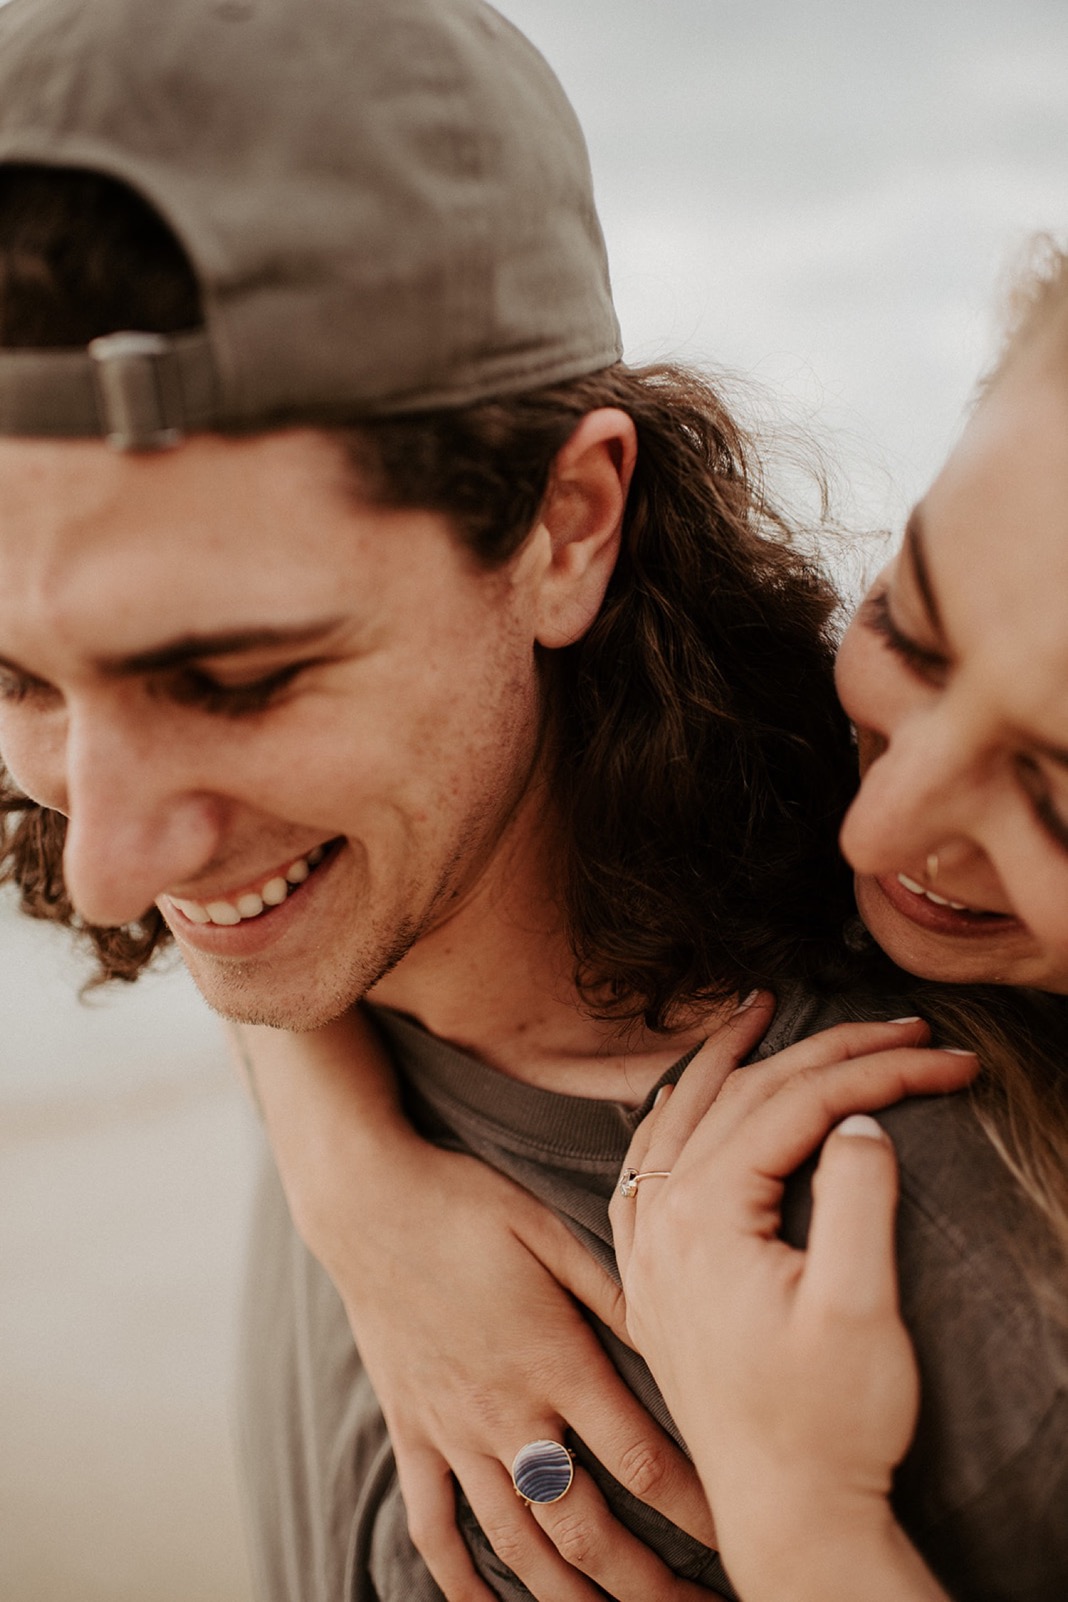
[367,798,721,1104]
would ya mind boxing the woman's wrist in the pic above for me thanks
[231,1014,435,1247]
[716,1481,949,1602]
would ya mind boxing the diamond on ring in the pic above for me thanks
[618,1167,671,1199]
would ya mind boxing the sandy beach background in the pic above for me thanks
[2,2,1066,1597]
[0,910,256,1600]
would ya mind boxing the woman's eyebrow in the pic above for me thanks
[903,510,946,639]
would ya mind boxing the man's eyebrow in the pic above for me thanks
[903,510,946,639]
[96,618,347,676]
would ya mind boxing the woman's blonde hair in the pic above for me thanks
[986,234,1068,389]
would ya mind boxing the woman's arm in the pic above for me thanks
[609,1019,977,1602]
[230,1007,724,1602]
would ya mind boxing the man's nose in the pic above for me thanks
[60,706,223,928]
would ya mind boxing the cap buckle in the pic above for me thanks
[88,331,184,451]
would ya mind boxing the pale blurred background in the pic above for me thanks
[2,2,1066,1598]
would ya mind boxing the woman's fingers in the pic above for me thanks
[517,1203,630,1347]
[398,1448,500,1602]
[559,1345,715,1545]
[615,994,774,1183]
[640,992,776,1165]
[616,1018,930,1208]
[693,1042,979,1195]
[794,1115,922,1478]
[426,1426,714,1602]
[457,1452,614,1602]
[802,1115,903,1318]
[676,1017,934,1152]
[527,1465,718,1601]
[613,1025,978,1274]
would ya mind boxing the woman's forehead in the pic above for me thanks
[918,364,1068,731]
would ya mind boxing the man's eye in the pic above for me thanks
[167,663,304,716]
[0,668,60,707]
[862,588,949,685]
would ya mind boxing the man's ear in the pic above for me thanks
[532,408,637,649]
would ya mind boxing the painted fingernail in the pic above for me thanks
[733,989,760,1013]
[944,1047,978,1057]
[653,1084,674,1109]
[835,1114,887,1141]
[887,1015,922,1024]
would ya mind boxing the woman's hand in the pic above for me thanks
[610,1017,973,1602]
[234,1011,718,1602]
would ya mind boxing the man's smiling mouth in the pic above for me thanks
[167,840,340,926]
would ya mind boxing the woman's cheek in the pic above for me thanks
[834,613,882,731]
[855,723,887,778]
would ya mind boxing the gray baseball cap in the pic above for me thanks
[0,0,621,448]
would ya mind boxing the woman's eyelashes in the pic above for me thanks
[1016,757,1068,855]
[864,590,1068,856]
[863,588,949,684]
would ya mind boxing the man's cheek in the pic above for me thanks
[0,725,68,813]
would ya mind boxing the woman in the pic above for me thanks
[225,259,1068,1602]
[839,243,1068,991]
[614,240,1068,1601]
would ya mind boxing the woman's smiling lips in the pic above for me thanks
[873,870,1020,937]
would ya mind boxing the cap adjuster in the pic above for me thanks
[88,330,185,450]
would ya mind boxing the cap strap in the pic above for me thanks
[0,328,218,449]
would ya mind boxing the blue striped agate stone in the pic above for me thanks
[511,1439,574,1504]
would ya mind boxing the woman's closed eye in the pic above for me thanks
[862,588,950,686]
[1016,756,1068,855]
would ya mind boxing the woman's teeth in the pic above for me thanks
[897,872,970,912]
[171,844,326,926]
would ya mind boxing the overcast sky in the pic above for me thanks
[493,0,1068,530]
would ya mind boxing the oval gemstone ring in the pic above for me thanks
[510,1438,575,1505]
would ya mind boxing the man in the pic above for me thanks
[1,3,1060,1601]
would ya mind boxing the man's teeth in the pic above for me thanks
[897,873,969,912]
[172,844,327,926]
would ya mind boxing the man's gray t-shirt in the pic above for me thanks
[237,986,1068,1600]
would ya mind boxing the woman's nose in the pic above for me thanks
[839,716,972,879]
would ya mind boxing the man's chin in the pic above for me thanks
[203,990,357,1032]
[180,957,364,1033]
